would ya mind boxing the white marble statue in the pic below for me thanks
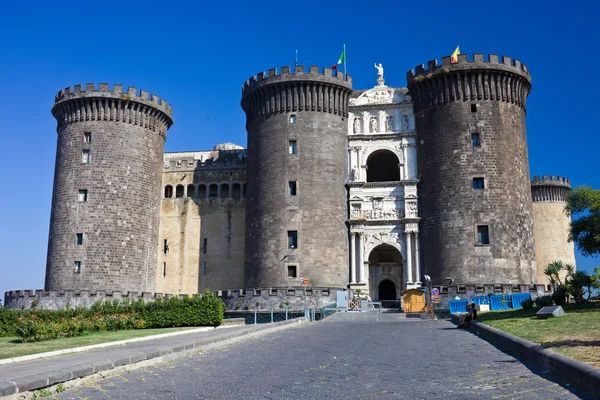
[369,116,378,133]
[385,115,393,132]
[401,114,409,131]
[353,117,361,134]
[374,63,384,80]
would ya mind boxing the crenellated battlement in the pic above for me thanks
[531,175,571,203]
[52,83,173,137]
[55,83,172,116]
[241,66,353,123]
[242,65,352,95]
[531,175,571,187]
[407,54,532,112]
[3,289,186,310]
[215,287,338,311]
[407,53,529,80]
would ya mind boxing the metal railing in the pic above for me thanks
[224,304,339,325]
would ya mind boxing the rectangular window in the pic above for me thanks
[83,132,92,143]
[289,114,297,124]
[76,233,83,245]
[472,178,485,189]
[163,262,166,277]
[471,104,477,113]
[287,265,297,278]
[289,181,297,196]
[203,238,207,254]
[287,231,298,249]
[74,261,81,274]
[477,225,490,245]
[202,261,207,276]
[78,189,88,201]
[82,150,90,164]
[471,133,481,147]
[288,140,297,155]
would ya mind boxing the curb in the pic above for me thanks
[451,314,600,393]
[0,318,306,399]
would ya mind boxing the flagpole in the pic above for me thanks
[343,44,347,77]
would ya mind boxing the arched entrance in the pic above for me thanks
[368,243,402,304]
[378,280,396,301]
[366,150,400,182]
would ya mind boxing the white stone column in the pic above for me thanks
[358,233,365,283]
[362,111,370,133]
[402,144,409,180]
[350,233,356,283]
[410,144,417,179]
[415,233,421,284]
[406,232,413,284]
[356,148,362,181]
[378,110,386,133]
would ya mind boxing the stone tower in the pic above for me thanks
[407,54,536,284]
[531,176,575,284]
[241,66,352,288]
[46,83,173,292]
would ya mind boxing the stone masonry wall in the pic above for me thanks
[241,66,352,288]
[46,84,173,293]
[408,54,536,285]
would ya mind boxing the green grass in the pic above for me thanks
[477,301,600,367]
[0,327,197,360]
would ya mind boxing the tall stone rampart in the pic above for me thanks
[46,83,173,293]
[531,175,575,284]
[241,66,352,288]
[407,54,536,285]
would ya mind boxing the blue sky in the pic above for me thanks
[1,0,598,298]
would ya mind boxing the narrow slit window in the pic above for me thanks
[202,262,207,276]
[287,265,297,278]
[76,233,83,245]
[289,181,297,196]
[74,261,81,274]
[78,190,88,202]
[203,238,207,254]
[82,150,90,164]
[83,132,92,143]
[287,231,298,249]
[472,178,485,189]
[163,262,167,277]
[477,225,490,245]
[163,239,169,254]
[288,140,297,155]
[471,104,477,113]
[471,133,481,147]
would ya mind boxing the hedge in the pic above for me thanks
[0,291,224,340]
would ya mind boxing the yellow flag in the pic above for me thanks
[451,46,460,63]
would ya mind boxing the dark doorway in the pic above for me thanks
[366,150,400,182]
[379,279,396,302]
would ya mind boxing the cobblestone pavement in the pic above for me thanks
[55,312,593,399]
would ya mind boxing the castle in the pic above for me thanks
[4,53,576,309]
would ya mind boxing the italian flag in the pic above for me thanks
[332,48,346,70]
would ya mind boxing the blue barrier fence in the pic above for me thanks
[471,296,489,306]
[490,294,511,310]
[448,299,468,314]
[510,293,532,309]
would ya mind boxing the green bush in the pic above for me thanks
[534,295,554,308]
[1,291,223,340]
[521,298,534,310]
[552,285,568,306]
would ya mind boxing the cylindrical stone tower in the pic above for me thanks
[407,54,536,284]
[241,66,352,288]
[531,176,575,284]
[46,83,173,292]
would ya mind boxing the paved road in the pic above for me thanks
[56,312,591,399]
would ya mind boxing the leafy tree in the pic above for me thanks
[566,186,600,257]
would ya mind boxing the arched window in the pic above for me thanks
[198,184,206,198]
[187,184,195,198]
[232,183,241,198]
[366,150,400,182]
[220,183,230,198]
[164,185,173,198]
[209,184,218,199]
[175,185,184,198]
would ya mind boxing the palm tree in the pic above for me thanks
[567,271,590,305]
[544,261,565,287]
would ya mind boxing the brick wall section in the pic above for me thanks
[46,84,173,293]
[241,66,352,288]
[407,54,536,284]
